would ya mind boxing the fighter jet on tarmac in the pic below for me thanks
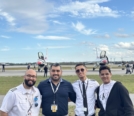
[37,50,48,72]
[92,48,109,71]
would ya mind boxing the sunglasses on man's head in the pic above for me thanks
[76,68,84,73]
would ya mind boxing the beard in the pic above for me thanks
[51,74,61,82]
[24,79,36,87]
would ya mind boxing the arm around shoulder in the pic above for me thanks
[69,82,76,103]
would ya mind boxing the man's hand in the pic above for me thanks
[0,111,8,116]
[68,98,71,102]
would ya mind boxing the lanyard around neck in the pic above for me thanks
[50,82,61,104]
[26,93,33,113]
[50,82,61,94]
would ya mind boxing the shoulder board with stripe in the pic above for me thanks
[73,80,79,83]
[10,88,17,92]
[89,79,96,81]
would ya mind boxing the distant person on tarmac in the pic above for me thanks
[126,63,131,74]
[27,64,30,70]
[44,65,48,77]
[34,64,36,70]
[2,64,5,72]
[131,62,134,73]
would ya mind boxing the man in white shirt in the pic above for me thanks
[96,66,134,116]
[72,63,99,116]
[0,69,41,116]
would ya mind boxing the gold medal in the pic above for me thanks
[51,104,58,112]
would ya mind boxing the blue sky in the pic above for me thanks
[0,0,134,63]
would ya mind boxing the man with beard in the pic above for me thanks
[38,63,76,116]
[96,66,134,116]
[0,69,41,116]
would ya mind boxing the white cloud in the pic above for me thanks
[35,35,71,40]
[131,11,134,18]
[114,42,134,49]
[98,44,109,51]
[0,35,10,39]
[56,0,119,18]
[52,20,64,25]
[72,22,96,35]
[95,34,110,38]
[115,33,129,38]
[0,0,54,34]
[0,46,10,51]
[118,28,124,32]
[0,9,15,26]
[107,50,134,60]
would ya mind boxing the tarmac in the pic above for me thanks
[0,68,130,76]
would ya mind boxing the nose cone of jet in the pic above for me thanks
[103,60,107,63]
[37,61,42,65]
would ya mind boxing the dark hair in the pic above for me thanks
[50,63,62,70]
[75,63,87,69]
[99,65,111,73]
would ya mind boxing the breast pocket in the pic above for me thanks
[19,100,28,110]
[87,86,95,97]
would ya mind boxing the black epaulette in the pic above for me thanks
[10,88,17,92]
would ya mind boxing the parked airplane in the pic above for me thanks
[0,62,9,65]
[92,49,109,71]
[37,50,48,72]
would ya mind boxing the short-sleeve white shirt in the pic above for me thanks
[0,84,41,116]
[72,78,99,116]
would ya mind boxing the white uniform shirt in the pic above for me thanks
[72,78,99,116]
[99,80,116,110]
[0,84,41,116]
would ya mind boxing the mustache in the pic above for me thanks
[53,74,59,76]
[27,80,35,82]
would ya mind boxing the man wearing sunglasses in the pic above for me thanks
[38,63,76,116]
[73,63,99,116]
[0,69,41,116]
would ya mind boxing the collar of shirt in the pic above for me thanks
[18,84,36,95]
[103,80,116,87]
[80,78,88,84]
[48,78,63,83]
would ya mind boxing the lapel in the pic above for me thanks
[105,82,118,110]
[97,87,105,111]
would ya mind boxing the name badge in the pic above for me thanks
[51,104,58,112]
[27,111,32,116]
[82,107,87,112]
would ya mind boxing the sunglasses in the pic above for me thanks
[76,68,84,73]
[34,96,38,107]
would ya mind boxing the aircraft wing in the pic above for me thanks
[0,62,9,65]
